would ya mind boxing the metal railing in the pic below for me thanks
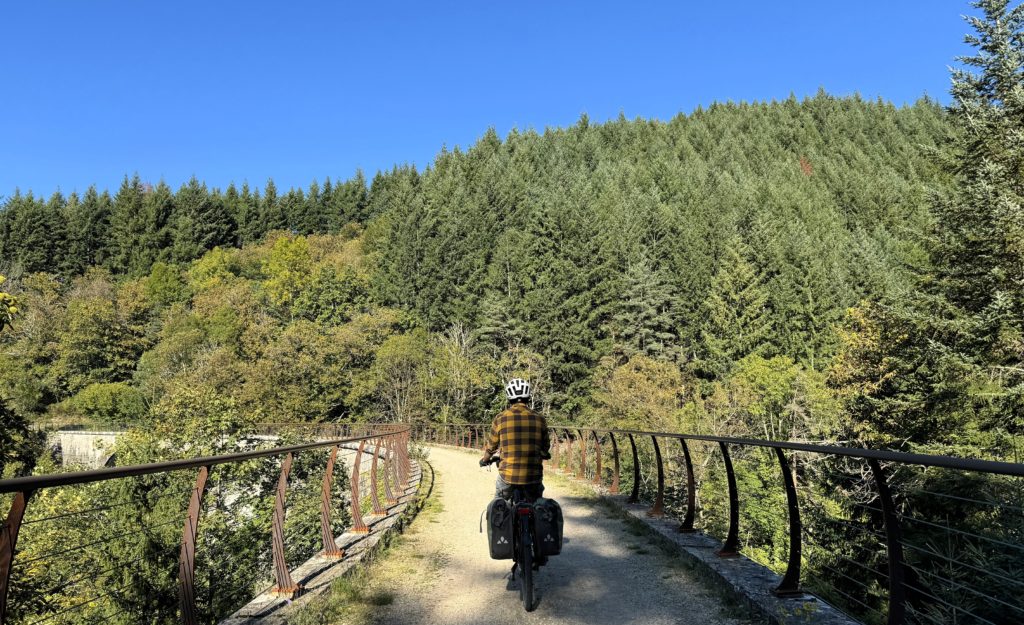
[0,424,413,625]
[418,423,1024,625]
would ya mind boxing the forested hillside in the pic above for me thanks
[367,94,949,418]
[0,94,953,452]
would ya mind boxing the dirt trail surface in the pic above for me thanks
[339,445,748,625]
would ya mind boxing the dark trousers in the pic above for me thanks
[496,474,544,500]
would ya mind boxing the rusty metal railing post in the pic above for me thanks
[716,442,740,557]
[774,448,802,596]
[1,490,32,625]
[609,432,620,494]
[370,437,385,515]
[577,429,587,479]
[627,433,640,503]
[350,440,369,534]
[565,435,574,475]
[678,438,697,533]
[389,435,401,493]
[384,436,398,505]
[271,452,302,597]
[320,446,344,559]
[649,436,665,517]
[179,467,210,625]
[592,431,603,486]
[868,458,907,625]
[399,431,410,485]
[405,430,412,481]
[551,429,559,466]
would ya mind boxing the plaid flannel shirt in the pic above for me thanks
[483,401,551,485]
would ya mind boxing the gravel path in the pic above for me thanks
[355,446,748,625]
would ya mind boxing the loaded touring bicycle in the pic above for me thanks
[481,454,563,612]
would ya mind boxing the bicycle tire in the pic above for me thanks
[520,519,535,611]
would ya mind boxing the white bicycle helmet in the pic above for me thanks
[504,378,531,401]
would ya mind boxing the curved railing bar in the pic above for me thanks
[0,428,412,494]
[445,424,1024,477]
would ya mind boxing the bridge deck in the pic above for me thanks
[308,445,749,625]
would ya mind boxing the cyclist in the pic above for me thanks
[479,378,551,500]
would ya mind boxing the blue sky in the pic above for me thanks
[1,1,973,198]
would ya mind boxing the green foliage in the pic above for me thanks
[698,237,773,378]
[360,329,432,422]
[144,261,188,308]
[832,0,1024,457]
[60,382,147,426]
[0,274,63,415]
[172,177,237,262]
[589,354,687,431]
[609,255,681,361]
[0,397,43,478]
[50,271,150,396]
[689,354,840,440]
[262,234,314,312]
[293,265,368,325]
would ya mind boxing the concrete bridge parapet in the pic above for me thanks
[47,430,121,468]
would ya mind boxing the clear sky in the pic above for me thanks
[1,1,974,198]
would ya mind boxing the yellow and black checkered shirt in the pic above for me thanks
[484,402,550,485]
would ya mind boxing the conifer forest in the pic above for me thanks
[2,2,1024,624]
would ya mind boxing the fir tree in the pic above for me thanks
[260,178,286,232]
[66,187,112,272]
[172,177,236,262]
[698,236,772,378]
[108,175,148,274]
[609,254,681,361]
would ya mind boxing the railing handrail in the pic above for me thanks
[442,423,1024,477]
[0,427,410,494]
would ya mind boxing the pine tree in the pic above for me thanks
[44,192,71,275]
[835,1,1024,450]
[237,182,262,244]
[108,175,148,274]
[930,0,1024,435]
[142,181,175,266]
[609,254,681,361]
[172,177,236,262]
[65,187,112,273]
[260,178,286,233]
[9,191,65,274]
[698,236,772,378]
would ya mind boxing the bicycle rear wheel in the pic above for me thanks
[519,521,535,611]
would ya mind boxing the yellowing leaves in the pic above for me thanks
[262,235,313,311]
[0,274,18,332]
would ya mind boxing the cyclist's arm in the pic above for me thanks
[539,415,551,459]
[482,417,501,461]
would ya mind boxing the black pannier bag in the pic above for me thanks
[533,497,563,556]
[486,497,514,559]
